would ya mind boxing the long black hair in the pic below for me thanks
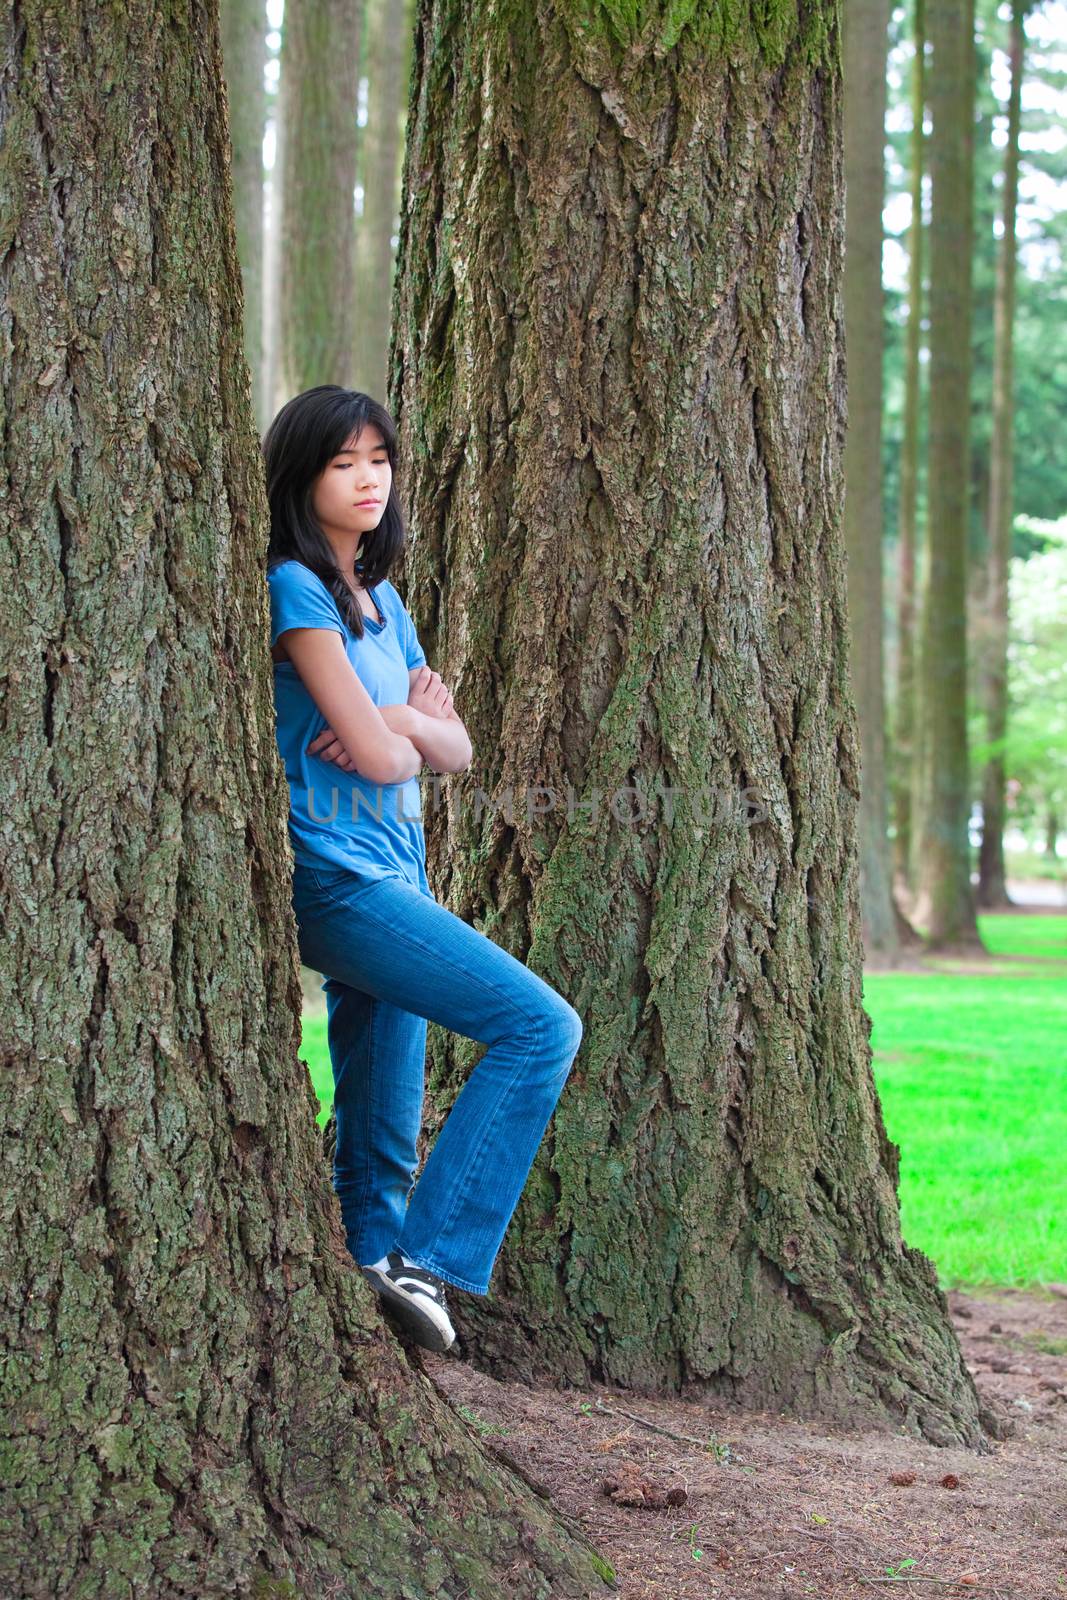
[262,386,409,640]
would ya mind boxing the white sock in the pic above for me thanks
[367,1250,420,1273]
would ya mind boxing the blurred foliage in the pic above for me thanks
[880,1,1066,833]
[970,515,1067,831]
[881,0,1067,549]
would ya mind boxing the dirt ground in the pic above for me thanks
[420,1286,1067,1599]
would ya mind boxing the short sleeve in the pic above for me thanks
[267,561,346,647]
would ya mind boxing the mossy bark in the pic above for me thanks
[391,0,994,1447]
[0,4,615,1594]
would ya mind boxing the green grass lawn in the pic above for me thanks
[866,913,1067,1290]
[299,914,1067,1292]
[300,1010,333,1130]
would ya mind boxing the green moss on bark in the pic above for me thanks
[551,0,840,68]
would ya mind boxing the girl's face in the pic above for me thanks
[310,424,392,544]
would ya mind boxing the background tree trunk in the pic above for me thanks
[392,1,993,1446]
[278,0,364,394]
[220,0,268,430]
[0,3,615,1593]
[893,0,925,894]
[262,53,286,422]
[911,0,983,947]
[843,0,898,961]
[977,0,1025,910]
[352,0,412,397]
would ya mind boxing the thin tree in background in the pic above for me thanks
[0,2,616,1591]
[392,0,991,1443]
[278,0,364,395]
[220,0,269,429]
[965,0,1009,575]
[262,38,286,421]
[912,0,983,947]
[1046,805,1060,862]
[843,0,898,961]
[893,0,926,892]
[978,0,1027,907]
[352,0,412,396]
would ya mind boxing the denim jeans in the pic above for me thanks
[291,859,584,1295]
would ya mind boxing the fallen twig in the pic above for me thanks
[852,1578,991,1589]
[591,1397,727,1454]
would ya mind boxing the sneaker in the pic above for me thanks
[360,1250,456,1353]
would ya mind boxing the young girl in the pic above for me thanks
[262,385,583,1353]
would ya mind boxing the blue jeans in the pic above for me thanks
[291,860,583,1295]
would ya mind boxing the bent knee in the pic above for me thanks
[538,995,583,1060]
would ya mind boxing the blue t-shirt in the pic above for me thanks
[267,558,430,893]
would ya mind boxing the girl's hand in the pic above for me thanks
[306,726,358,771]
[308,704,419,768]
[408,666,454,720]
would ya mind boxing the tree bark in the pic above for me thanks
[278,0,364,394]
[220,0,269,431]
[911,0,983,948]
[352,0,412,398]
[842,0,898,961]
[0,3,615,1593]
[391,2,994,1446]
[977,0,1025,910]
[893,0,925,894]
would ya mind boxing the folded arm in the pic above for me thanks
[309,665,473,777]
[278,626,425,785]
[381,703,473,775]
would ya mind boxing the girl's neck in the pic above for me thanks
[321,530,364,585]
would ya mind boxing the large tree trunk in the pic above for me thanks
[893,0,925,894]
[0,4,615,1593]
[392,3,994,1446]
[278,0,364,394]
[911,0,983,947]
[842,0,898,961]
[977,0,1025,910]
[352,0,412,397]
[220,0,269,431]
